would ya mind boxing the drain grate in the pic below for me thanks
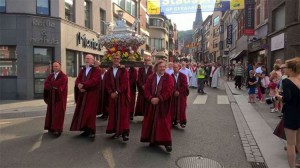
[176,155,223,168]
[250,162,268,168]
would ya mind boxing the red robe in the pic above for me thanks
[135,66,153,116]
[105,67,130,135]
[44,71,68,133]
[129,67,138,115]
[97,72,109,116]
[170,72,188,125]
[70,67,100,134]
[140,73,174,146]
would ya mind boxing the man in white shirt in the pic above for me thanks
[179,61,192,86]
[209,62,216,87]
[165,62,174,75]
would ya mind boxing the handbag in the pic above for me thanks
[273,118,286,140]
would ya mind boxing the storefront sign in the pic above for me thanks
[271,33,285,51]
[32,18,55,28]
[244,0,255,36]
[77,32,100,50]
[31,18,59,45]
[226,24,232,45]
[30,29,59,45]
[249,40,262,52]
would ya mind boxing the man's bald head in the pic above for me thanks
[85,54,94,65]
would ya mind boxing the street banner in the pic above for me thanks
[244,0,255,36]
[230,0,245,10]
[147,0,232,14]
[147,0,160,14]
[214,1,230,11]
[227,24,233,44]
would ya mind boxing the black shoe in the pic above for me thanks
[88,134,95,139]
[130,114,134,120]
[80,131,89,137]
[165,145,172,152]
[99,115,108,119]
[202,92,206,94]
[53,131,61,137]
[149,143,155,147]
[122,135,129,141]
[112,134,120,139]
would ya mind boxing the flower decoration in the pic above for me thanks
[103,41,143,62]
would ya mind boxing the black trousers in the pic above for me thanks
[235,76,242,88]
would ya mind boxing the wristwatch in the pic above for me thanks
[115,91,118,95]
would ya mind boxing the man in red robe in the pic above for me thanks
[70,54,100,139]
[105,54,131,141]
[98,67,109,119]
[44,61,68,136]
[135,56,153,116]
[170,63,188,128]
[140,60,174,152]
[128,67,137,120]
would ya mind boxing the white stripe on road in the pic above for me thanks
[217,95,229,104]
[193,95,208,104]
[29,134,43,152]
[102,147,115,168]
[0,122,10,125]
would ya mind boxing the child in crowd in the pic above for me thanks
[247,70,257,103]
[260,72,270,103]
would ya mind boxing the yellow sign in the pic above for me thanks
[230,0,244,10]
[147,0,160,14]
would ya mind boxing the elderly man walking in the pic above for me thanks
[70,54,100,139]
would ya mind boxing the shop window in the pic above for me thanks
[37,0,50,15]
[66,50,77,77]
[0,0,5,13]
[0,46,17,77]
[65,0,74,22]
[33,47,53,96]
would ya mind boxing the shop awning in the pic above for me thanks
[230,50,246,60]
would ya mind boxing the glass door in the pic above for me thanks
[33,47,53,98]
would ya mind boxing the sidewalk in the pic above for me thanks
[225,80,289,168]
[0,94,75,119]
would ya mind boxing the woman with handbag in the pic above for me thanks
[275,57,300,168]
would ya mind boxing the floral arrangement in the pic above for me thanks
[102,40,143,62]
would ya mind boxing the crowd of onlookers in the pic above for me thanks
[226,58,300,168]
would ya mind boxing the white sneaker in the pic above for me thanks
[270,108,276,113]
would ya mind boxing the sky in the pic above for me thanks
[167,11,213,31]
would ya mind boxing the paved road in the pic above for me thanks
[0,82,251,168]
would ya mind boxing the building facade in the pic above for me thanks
[148,14,170,62]
[267,0,300,70]
[0,0,114,99]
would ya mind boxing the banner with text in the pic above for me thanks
[147,0,231,15]
[230,0,245,10]
[244,0,255,36]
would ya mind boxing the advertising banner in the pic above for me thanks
[214,1,230,11]
[147,0,231,14]
[244,0,255,36]
[226,24,233,45]
[230,0,245,10]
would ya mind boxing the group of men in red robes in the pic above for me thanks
[43,54,189,152]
